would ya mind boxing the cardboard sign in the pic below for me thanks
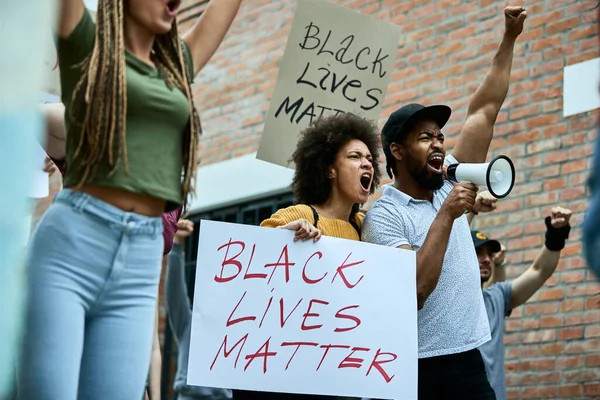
[256,0,400,168]
[187,220,418,399]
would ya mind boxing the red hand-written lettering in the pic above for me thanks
[226,291,256,327]
[281,341,318,370]
[331,253,365,289]
[258,288,275,328]
[243,244,267,279]
[316,344,351,370]
[366,348,397,383]
[302,251,327,284]
[338,347,370,369]
[265,245,296,284]
[210,334,248,370]
[215,239,245,283]
[244,337,277,373]
[280,297,303,328]
[301,299,329,331]
[334,305,361,332]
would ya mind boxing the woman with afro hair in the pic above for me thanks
[232,112,382,400]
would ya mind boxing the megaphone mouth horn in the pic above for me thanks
[486,155,515,199]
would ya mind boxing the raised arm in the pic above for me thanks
[452,6,526,163]
[166,220,194,341]
[509,207,571,309]
[57,0,86,38]
[182,0,242,76]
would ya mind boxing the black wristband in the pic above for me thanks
[544,216,571,251]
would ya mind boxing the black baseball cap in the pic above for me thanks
[381,103,452,144]
[471,230,501,253]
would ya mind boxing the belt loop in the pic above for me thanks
[72,190,88,213]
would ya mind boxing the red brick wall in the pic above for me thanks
[33,0,600,398]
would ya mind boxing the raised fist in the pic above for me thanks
[550,207,572,229]
[504,6,527,38]
[174,219,194,243]
[474,190,498,214]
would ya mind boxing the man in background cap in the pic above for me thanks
[472,207,572,400]
[362,6,527,399]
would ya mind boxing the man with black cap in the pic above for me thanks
[362,6,527,400]
[472,207,572,400]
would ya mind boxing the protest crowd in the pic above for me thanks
[2,0,600,400]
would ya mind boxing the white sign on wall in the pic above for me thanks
[563,57,600,117]
[187,220,418,399]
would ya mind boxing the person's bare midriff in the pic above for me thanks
[78,185,167,217]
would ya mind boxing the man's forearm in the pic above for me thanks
[533,247,561,280]
[415,212,454,309]
[467,33,516,118]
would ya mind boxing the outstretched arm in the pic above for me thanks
[166,220,194,341]
[182,0,243,76]
[452,6,527,163]
[510,207,572,309]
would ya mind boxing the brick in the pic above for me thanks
[540,342,564,355]
[558,327,584,340]
[585,383,600,396]
[522,385,558,398]
[586,325,600,338]
[540,315,564,328]
[558,384,584,397]
[520,358,555,371]
[546,16,581,34]
[566,369,600,383]
[523,329,557,343]
[586,354,600,368]
[527,114,560,130]
[556,355,583,369]
[585,297,600,310]
[568,23,597,41]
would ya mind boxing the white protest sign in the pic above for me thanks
[188,220,418,399]
[256,0,400,168]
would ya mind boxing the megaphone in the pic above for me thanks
[446,155,515,199]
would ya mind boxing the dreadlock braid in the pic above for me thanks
[70,0,201,208]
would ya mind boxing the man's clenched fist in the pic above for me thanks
[504,6,527,38]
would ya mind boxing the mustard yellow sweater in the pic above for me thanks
[260,204,363,241]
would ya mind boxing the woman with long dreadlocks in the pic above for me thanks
[17,0,241,398]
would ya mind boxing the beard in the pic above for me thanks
[406,154,444,190]
[480,275,490,284]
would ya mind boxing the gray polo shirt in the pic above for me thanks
[480,282,512,400]
[362,154,491,358]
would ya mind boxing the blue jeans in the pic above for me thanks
[17,189,164,400]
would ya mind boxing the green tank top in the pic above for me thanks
[57,10,194,209]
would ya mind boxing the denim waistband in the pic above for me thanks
[54,189,163,237]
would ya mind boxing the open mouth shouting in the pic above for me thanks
[427,152,444,175]
[166,0,181,16]
[359,171,373,194]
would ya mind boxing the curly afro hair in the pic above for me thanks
[289,113,382,211]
